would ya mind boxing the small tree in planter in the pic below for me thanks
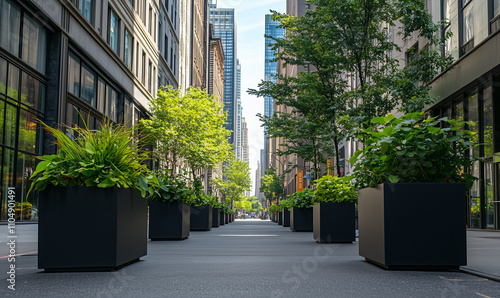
[289,189,315,232]
[312,175,357,243]
[29,121,149,271]
[147,173,195,240]
[349,112,478,269]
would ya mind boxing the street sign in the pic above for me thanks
[297,170,304,191]
[306,171,311,180]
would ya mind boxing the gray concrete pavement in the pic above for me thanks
[0,220,499,297]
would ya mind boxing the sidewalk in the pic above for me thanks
[462,230,500,281]
[0,221,499,297]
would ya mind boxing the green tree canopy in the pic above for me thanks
[212,160,251,204]
[260,167,285,203]
[140,86,232,177]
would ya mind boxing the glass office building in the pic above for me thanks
[263,14,284,168]
[209,1,237,149]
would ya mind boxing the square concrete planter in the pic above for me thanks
[282,209,290,227]
[290,207,313,232]
[38,186,147,272]
[219,210,225,225]
[278,211,283,225]
[358,183,466,270]
[149,201,190,240]
[212,208,220,228]
[190,205,213,231]
[313,202,355,243]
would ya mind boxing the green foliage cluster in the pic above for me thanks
[289,189,315,208]
[260,167,285,202]
[146,174,196,203]
[313,175,357,203]
[249,0,452,177]
[269,204,279,215]
[279,200,292,211]
[349,112,478,189]
[140,86,232,177]
[29,120,149,197]
[212,160,251,203]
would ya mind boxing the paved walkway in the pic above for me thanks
[0,220,499,297]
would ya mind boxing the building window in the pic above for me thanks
[106,84,118,123]
[125,29,133,69]
[128,0,134,8]
[149,6,153,35]
[68,53,81,97]
[109,8,119,54]
[164,35,168,62]
[495,0,500,17]
[80,64,96,107]
[148,60,152,93]
[0,0,21,57]
[97,77,106,114]
[136,42,140,77]
[22,15,47,74]
[154,13,157,42]
[142,51,146,85]
[78,0,92,23]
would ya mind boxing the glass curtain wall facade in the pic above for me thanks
[236,59,242,160]
[431,0,500,229]
[209,1,237,149]
[0,0,154,222]
[263,14,284,169]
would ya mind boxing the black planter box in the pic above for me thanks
[190,205,213,231]
[219,210,225,225]
[278,211,283,225]
[212,208,220,228]
[358,183,467,270]
[290,207,313,232]
[38,186,147,272]
[149,201,190,240]
[313,202,355,243]
[282,209,290,227]
[225,213,229,224]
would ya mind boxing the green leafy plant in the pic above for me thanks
[269,204,279,215]
[146,173,196,203]
[280,200,292,211]
[29,120,149,196]
[289,189,315,208]
[313,175,357,203]
[349,112,479,189]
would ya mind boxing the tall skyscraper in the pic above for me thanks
[236,59,242,160]
[263,14,285,169]
[209,0,238,152]
[242,117,249,164]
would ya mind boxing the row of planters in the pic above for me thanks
[147,175,235,240]
[271,112,478,270]
[271,175,356,244]
[29,121,236,272]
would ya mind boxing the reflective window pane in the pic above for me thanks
[463,4,473,45]
[4,103,17,147]
[0,0,21,57]
[483,86,493,158]
[79,0,92,23]
[0,57,7,94]
[495,0,500,17]
[109,9,119,53]
[21,72,45,111]
[125,29,133,69]
[97,78,106,114]
[67,53,80,96]
[15,152,38,221]
[81,64,96,107]
[106,85,117,122]
[7,64,19,100]
[468,93,479,158]
[22,15,47,74]
[0,100,4,143]
[1,148,15,221]
[18,109,37,154]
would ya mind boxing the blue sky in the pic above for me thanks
[216,0,286,193]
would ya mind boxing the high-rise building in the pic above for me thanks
[209,0,237,151]
[0,0,170,222]
[242,117,249,164]
[263,14,285,170]
[236,59,242,160]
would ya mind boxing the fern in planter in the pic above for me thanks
[29,120,149,196]
[313,175,357,203]
[349,112,479,189]
[290,189,315,208]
